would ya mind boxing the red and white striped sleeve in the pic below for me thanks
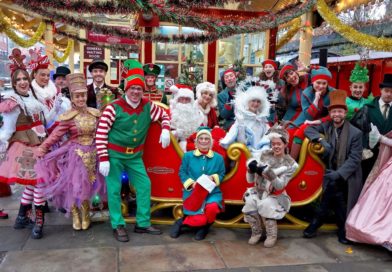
[150,103,170,130]
[96,104,116,162]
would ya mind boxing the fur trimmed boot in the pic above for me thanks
[244,214,264,245]
[14,203,34,229]
[71,204,82,231]
[31,205,44,239]
[264,219,277,248]
[80,200,91,230]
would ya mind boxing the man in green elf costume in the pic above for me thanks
[96,60,171,242]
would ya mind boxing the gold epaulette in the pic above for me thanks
[87,107,101,117]
[58,109,79,121]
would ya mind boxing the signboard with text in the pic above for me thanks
[84,45,104,59]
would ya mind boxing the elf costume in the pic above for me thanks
[96,60,170,241]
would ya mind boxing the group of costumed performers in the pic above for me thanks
[243,125,298,247]
[170,127,226,240]
[35,73,106,231]
[95,60,171,242]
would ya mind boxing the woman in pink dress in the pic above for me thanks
[0,48,47,239]
[345,129,392,251]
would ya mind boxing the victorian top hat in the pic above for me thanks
[380,74,392,88]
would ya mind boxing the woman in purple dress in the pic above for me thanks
[36,73,106,231]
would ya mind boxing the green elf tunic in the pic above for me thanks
[96,96,170,229]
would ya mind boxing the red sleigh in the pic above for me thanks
[123,117,333,230]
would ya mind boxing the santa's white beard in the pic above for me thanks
[171,103,203,139]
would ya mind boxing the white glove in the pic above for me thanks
[99,161,110,177]
[369,123,381,149]
[159,129,170,149]
[174,128,184,139]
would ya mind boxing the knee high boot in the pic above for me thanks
[244,214,264,245]
[264,219,277,248]
[81,200,91,230]
[71,204,82,230]
[31,205,44,239]
[14,203,34,229]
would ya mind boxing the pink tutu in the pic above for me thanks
[0,142,41,185]
[35,142,106,213]
[346,157,392,251]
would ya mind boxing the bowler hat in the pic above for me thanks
[328,89,347,111]
[88,59,108,72]
[380,74,392,88]
[53,66,70,80]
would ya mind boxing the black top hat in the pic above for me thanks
[53,66,71,80]
[88,59,108,73]
[380,74,392,88]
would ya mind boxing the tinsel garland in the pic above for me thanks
[14,0,316,37]
[165,0,235,8]
[276,17,301,50]
[15,0,316,44]
[317,0,392,51]
[0,13,46,47]
[53,39,74,63]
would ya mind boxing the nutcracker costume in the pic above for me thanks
[243,125,298,247]
[96,60,171,242]
[0,48,47,239]
[170,128,226,240]
[36,73,106,231]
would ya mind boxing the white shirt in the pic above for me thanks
[93,83,105,94]
[379,99,391,118]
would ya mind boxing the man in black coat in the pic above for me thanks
[87,59,119,109]
[303,90,363,244]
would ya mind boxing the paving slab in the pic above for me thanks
[249,264,329,272]
[0,247,117,272]
[322,260,392,272]
[120,242,226,271]
[313,235,392,262]
[0,226,30,251]
[214,238,337,268]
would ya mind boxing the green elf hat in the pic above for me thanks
[196,126,212,139]
[124,60,146,90]
[349,63,369,83]
[143,63,161,76]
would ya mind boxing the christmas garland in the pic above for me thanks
[317,0,392,51]
[14,0,316,44]
[53,39,74,63]
[0,12,46,47]
[276,17,301,50]
[14,0,316,37]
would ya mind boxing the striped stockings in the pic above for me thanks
[20,185,45,206]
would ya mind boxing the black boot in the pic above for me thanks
[194,224,211,241]
[337,228,350,244]
[42,201,50,213]
[14,203,34,229]
[31,205,44,239]
[303,218,323,238]
[170,218,184,238]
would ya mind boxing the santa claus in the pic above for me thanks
[170,84,203,151]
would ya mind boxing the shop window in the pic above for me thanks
[155,26,180,61]
[218,35,241,65]
[243,32,265,65]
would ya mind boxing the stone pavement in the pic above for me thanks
[0,187,391,272]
